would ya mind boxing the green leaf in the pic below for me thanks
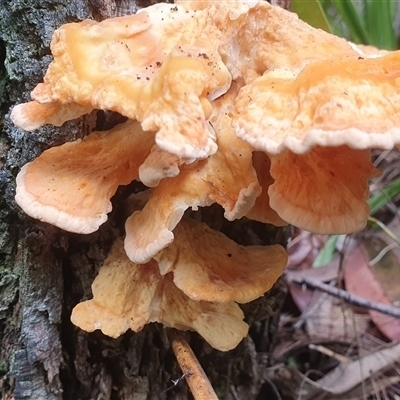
[368,178,400,215]
[313,235,339,267]
[364,0,397,50]
[291,0,333,33]
[331,0,369,44]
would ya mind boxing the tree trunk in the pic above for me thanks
[0,1,288,399]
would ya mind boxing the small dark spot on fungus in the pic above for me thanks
[358,56,364,60]
[146,77,150,81]
[227,253,232,257]
[207,62,213,66]
[156,61,162,67]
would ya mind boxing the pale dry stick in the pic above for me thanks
[368,216,400,246]
[308,343,351,365]
[167,329,219,400]
[369,242,399,266]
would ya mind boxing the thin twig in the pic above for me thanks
[368,216,400,246]
[308,343,351,365]
[167,329,218,400]
[369,242,399,266]
[290,277,400,319]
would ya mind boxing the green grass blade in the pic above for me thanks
[369,179,400,215]
[331,0,369,43]
[368,217,400,245]
[313,235,339,267]
[364,0,397,50]
[291,0,333,33]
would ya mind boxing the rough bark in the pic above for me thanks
[0,1,288,399]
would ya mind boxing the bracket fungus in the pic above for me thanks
[233,53,400,233]
[11,0,400,350]
[154,218,287,304]
[124,85,262,264]
[15,120,153,233]
[72,219,286,350]
[71,236,251,351]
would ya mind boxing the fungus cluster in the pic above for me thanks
[11,0,400,350]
